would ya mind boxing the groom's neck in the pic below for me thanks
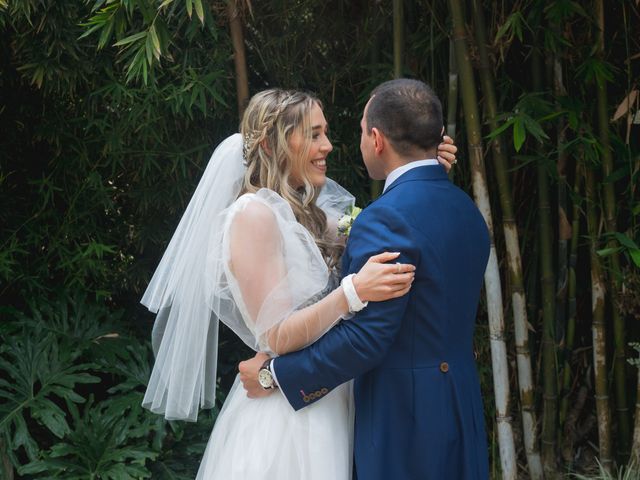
[383,147,437,176]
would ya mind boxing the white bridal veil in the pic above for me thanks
[141,134,354,421]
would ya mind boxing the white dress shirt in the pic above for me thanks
[383,159,440,192]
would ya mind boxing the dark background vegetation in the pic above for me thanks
[1,0,638,478]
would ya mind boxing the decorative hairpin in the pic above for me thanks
[242,131,260,163]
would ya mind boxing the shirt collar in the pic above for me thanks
[383,159,439,192]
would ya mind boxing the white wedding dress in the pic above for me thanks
[140,135,355,479]
[195,188,355,480]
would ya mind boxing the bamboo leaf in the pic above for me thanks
[97,20,115,50]
[145,36,153,66]
[513,117,526,151]
[630,249,640,267]
[611,89,638,121]
[486,117,514,140]
[125,47,146,83]
[596,247,621,257]
[114,32,147,47]
[576,58,616,88]
[544,0,589,22]
[149,24,161,60]
[142,56,148,85]
[603,167,628,184]
[186,0,193,18]
[494,11,529,44]
[194,0,204,23]
[521,114,550,143]
[614,232,640,250]
[78,23,103,41]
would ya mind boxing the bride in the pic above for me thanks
[140,89,455,479]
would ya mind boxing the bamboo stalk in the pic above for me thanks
[446,38,458,184]
[393,0,403,79]
[470,1,542,477]
[368,3,383,200]
[585,165,613,471]
[446,39,458,139]
[560,173,582,461]
[449,1,517,478]
[594,0,630,457]
[532,20,558,474]
[537,149,559,475]
[552,41,570,443]
[228,0,250,118]
[632,366,640,464]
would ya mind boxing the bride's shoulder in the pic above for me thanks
[235,195,275,222]
[230,189,293,227]
[234,188,295,221]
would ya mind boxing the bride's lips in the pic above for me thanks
[311,158,327,172]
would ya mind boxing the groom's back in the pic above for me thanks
[381,169,489,364]
[354,166,490,480]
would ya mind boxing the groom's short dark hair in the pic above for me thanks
[366,79,443,156]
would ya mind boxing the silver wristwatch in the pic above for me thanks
[258,359,277,390]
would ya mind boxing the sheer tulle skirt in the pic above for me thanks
[196,376,354,480]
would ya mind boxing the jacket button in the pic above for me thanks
[440,362,449,373]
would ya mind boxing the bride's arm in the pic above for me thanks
[229,201,415,355]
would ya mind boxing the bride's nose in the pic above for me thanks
[321,137,333,154]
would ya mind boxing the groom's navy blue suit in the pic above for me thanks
[274,165,490,480]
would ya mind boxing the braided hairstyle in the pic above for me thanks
[240,89,343,268]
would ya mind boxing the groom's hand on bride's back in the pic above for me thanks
[239,351,273,398]
[437,135,457,173]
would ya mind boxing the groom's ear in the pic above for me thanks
[371,127,384,154]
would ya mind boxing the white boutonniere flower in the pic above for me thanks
[337,206,362,237]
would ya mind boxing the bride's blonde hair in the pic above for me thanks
[240,89,342,267]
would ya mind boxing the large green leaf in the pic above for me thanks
[19,396,158,479]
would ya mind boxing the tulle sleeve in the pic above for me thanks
[209,189,350,355]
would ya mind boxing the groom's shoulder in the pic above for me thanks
[353,198,411,233]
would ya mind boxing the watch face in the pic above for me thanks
[258,369,273,388]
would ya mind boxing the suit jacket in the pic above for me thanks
[273,165,490,480]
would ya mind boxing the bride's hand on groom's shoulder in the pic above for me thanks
[437,135,458,173]
[352,252,416,303]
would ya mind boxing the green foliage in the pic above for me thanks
[0,0,236,303]
[486,93,555,152]
[597,232,640,268]
[19,397,157,479]
[80,0,212,85]
[494,11,530,44]
[0,306,101,466]
[0,294,220,479]
[571,460,640,480]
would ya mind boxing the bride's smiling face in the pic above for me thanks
[288,102,333,189]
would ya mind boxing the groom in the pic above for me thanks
[240,79,490,479]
